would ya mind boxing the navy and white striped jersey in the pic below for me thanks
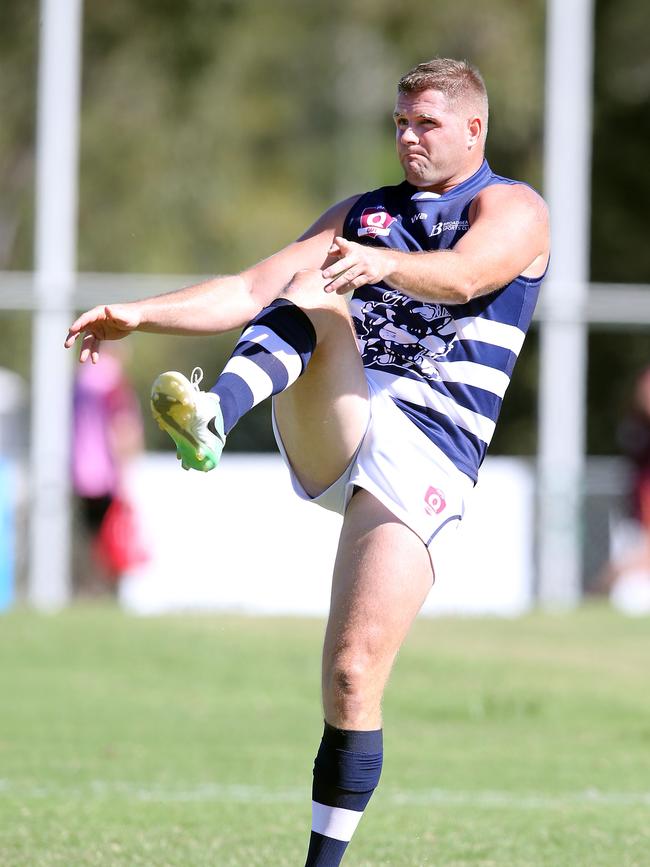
[343,159,545,482]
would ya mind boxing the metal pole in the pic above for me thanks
[538,0,595,607]
[28,0,83,609]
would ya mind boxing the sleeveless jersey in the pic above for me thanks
[343,159,545,482]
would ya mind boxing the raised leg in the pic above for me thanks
[272,272,370,497]
[150,269,368,481]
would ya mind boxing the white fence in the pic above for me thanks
[119,454,535,617]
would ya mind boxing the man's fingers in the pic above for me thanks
[324,275,349,293]
[327,235,351,255]
[78,333,99,364]
[337,273,370,294]
[65,303,137,353]
[64,306,107,348]
[75,306,106,330]
[322,255,357,280]
[325,266,365,294]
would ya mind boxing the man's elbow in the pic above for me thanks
[452,269,501,304]
[444,256,481,303]
[240,275,268,320]
[446,277,476,304]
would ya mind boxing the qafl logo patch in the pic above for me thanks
[424,486,446,516]
[358,207,396,238]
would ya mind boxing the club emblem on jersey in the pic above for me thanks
[353,291,458,381]
[424,486,446,515]
[358,207,396,238]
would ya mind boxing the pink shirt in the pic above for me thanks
[72,355,139,498]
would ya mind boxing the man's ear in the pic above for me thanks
[467,116,482,148]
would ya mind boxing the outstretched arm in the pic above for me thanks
[64,275,255,363]
[64,195,360,362]
[322,183,550,303]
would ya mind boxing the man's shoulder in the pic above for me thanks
[469,176,550,266]
[475,178,548,218]
[483,171,547,205]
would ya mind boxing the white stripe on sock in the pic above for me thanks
[240,326,304,382]
[220,355,274,405]
[311,801,363,842]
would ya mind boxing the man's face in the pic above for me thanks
[393,88,481,192]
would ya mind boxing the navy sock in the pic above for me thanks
[210,298,316,434]
[305,723,383,867]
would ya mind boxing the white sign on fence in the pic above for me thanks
[120,454,534,617]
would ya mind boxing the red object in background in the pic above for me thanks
[94,497,149,580]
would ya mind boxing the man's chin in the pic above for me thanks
[404,170,437,189]
[401,163,437,188]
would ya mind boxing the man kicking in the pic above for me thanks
[65,58,549,866]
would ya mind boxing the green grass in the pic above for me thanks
[1,604,649,866]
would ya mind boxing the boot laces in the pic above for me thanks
[190,367,204,390]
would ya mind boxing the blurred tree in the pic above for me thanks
[0,1,36,270]
[0,2,36,384]
[77,0,547,276]
[591,0,649,284]
[587,0,650,454]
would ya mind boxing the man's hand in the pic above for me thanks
[322,237,397,294]
[64,303,141,363]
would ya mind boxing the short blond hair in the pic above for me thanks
[398,58,489,131]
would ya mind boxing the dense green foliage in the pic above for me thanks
[0,0,647,452]
[1,605,649,865]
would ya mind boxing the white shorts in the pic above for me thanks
[272,371,475,569]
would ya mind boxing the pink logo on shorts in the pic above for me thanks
[424,486,446,515]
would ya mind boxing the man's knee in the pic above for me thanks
[278,270,353,350]
[323,647,380,714]
[281,270,348,312]
[280,269,326,301]
[329,657,367,696]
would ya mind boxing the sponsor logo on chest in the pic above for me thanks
[429,219,470,237]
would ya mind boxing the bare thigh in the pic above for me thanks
[274,273,370,497]
[322,489,434,730]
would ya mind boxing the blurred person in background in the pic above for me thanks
[72,343,146,592]
[599,365,650,613]
[65,58,549,865]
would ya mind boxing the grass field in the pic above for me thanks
[1,604,649,866]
